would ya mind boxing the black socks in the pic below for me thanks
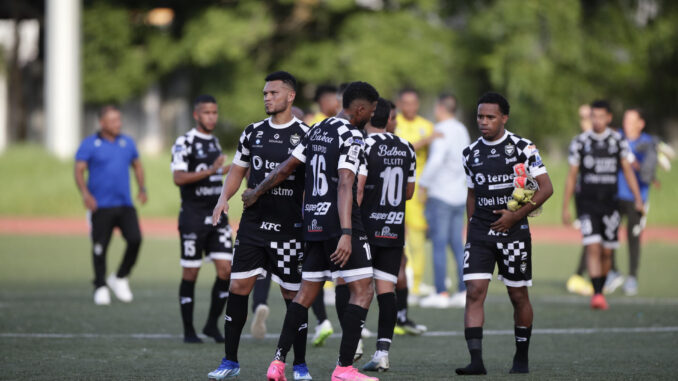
[455,327,486,375]
[510,325,532,374]
[203,277,229,342]
[224,293,248,362]
[311,291,328,324]
[179,279,200,342]
[338,304,368,366]
[395,287,408,324]
[284,299,308,366]
[274,302,308,363]
[376,293,396,352]
[592,276,606,294]
[335,284,350,324]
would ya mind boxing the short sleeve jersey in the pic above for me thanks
[232,117,309,244]
[462,131,547,242]
[568,128,633,207]
[171,128,224,211]
[359,132,416,247]
[75,133,138,208]
[291,117,365,241]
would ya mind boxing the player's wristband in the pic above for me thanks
[341,228,352,236]
[139,186,147,193]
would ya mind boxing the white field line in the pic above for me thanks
[2,326,677,340]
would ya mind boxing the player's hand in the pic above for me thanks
[634,200,645,215]
[561,207,571,226]
[83,192,97,211]
[491,209,519,233]
[211,155,226,174]
[241,188,258,208]
[212,198,229,226]
[418,187,427,204]
[137,189,148,205]
[330,234,352,268]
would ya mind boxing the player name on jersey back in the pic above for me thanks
[360,132,416,247]
[171,128,224,211]
[292,117,366,241]
[462,131,547,242]
[232,117,309,244]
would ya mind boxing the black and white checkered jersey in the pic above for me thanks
[171,128,225,211]
[568,128,633,204]
[358,132,416,247]
[232,117,309,244]
[462,130,547,242]
[291,117,366,241]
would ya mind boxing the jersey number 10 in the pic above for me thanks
[379,166,404,207]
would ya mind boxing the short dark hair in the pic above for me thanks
[370,98,391,129]
[477,92,510,115]
[388,100,396,110]
[398,87,419,98]
[265,71,297,91]
[314,84,337,102]
[627,107,646,121]
[590,99,611,113]
[342,81,379,109]
[438,93,458,114]
[98,105,120,119]
[193,94,217,109]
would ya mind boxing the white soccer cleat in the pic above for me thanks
[312,319,334,347]
[362,351,390,372]
[419,292,450,308]
[603,271,624,295]
[251,304,270,339]
[361,327,373,339]
[93,286,111,305]
[449,291,467,308]
[107,274,133,302]
[623,276,639,296]
[354,338,364,362]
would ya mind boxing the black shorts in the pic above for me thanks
[371,246,403,284]
[578,207,621,249]
[302,234,373,283]
[178,210,233,268]
[230,238,303,291]
[463,239,532,287]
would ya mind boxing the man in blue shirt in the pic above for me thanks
[74,105,147,305]
[607,108,657,295]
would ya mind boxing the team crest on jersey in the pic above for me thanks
[290,133,301,146]
[520,262,527,274]
[505,143,515,156]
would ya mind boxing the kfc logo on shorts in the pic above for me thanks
[260,221,282,232]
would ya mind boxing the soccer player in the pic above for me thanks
[241,81,379,381]
[308,85,340,126]
[74,105,146,305]
[356,98,416,372]
[615,108,657,295]
[171,95,233,343]
[456,92,553,375]
[207,71,311,380]
[383,101,427,336]
[394,88,437,298]
[562,100,644,309]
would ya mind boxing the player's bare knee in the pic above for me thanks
[507,287,530,306]
[229,278,254,295]
[348,278,374,308]
[280,287,296,300]
[182,267,199,282]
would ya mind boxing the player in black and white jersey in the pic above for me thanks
[241,82,379,381]
[171,95,233,344]
[456,93,553,375]
[207,72,312,381]
[561,100,644,310]
[356,98,416,372]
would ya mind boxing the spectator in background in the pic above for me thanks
[418,94,470,308]
[307,84,339,126]
[394,88,439,298]
[74,105,146,306]
[605,108,657,295]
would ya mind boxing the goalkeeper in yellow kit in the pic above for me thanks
[394,88,440,297]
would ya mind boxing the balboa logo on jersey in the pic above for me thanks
[505,143,515,156]
[376,226,398,239]
[260,221,282,231]
[290,133,301,146]
[309,128,334,143]
[308,219,323,232]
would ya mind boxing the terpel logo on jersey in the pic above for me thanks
[260,222,282,232]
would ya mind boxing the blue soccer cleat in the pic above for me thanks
[208,358,240,380]
[293,363,313,380]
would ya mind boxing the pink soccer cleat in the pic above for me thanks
[267,360,287,381]
[331,365,379,381]
[591,293,609,310]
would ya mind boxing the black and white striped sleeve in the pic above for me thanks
[291,127,311,164]
[232,125,252,168]
[338,126,364,174]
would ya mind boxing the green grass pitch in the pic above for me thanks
[2,234,678,380]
